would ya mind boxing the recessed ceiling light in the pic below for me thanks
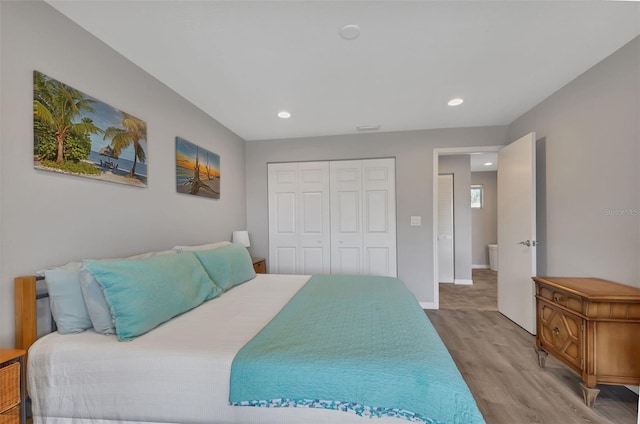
[448,98,464,106]
[484,162,493,166]
[340,24,360,40]
[277,111,291,119]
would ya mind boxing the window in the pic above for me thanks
[471,185,483,208]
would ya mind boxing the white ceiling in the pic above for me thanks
[46,1,640,142]
[470,152,497,172]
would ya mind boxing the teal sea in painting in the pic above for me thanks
[88,151,147,185]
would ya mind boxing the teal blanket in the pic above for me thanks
[229,275,485,424]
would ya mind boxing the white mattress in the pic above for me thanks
[28,274,406,424]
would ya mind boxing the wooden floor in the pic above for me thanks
[426,269,639,424]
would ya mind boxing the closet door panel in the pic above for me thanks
[362,158,397,277]
[275,247,297,275]
[275,192,296,234]
[268,162,331,275]
[366,190,388,233]
[298,162,331,274]
[300,247,325,275]
[366,247,391,276]
[336,191,360,233]
[268,163,299,274]
[334,247,361,275]
[331,161,364,275]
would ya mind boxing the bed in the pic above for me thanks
[14,244,485,424]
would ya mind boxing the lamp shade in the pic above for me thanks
[232,230,250,247]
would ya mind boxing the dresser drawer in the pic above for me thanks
[537,301,583,372]
[538,285,583,314]
[252,257,266,274]
[0,362,20,413]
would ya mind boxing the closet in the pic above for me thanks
[268,158,396,277]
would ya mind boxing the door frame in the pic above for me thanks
[431,146,502,309]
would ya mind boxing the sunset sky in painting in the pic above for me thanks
[176,137,220,178]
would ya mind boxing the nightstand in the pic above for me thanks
[252,257,266,274]
[0,349,26,424]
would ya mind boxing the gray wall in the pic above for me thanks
[509,36,640,287]
[471,171,498,267]
[246,127,510,303]
[0,1,247,347]
[438,155,472,281]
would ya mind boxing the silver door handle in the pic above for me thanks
[518,240,538,247]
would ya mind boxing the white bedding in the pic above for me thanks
[28,274,407,424]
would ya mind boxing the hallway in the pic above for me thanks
[438,268,497,311]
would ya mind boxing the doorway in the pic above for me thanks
[432,146,502,309]
[433,134,538,335]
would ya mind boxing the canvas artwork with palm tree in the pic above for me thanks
[176,137,220,199]
[33,70,148,188]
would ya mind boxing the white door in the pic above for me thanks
[362,159,397,277]
[298,162,331,274]
[330,158,397,277]
[270,159,396,277]
[498,132,537,334]
[438,174,455,283]
[330,160,364,275]
[268,162,331,274]
[268,163,299,274]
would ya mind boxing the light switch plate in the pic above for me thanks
[410,216,421,226]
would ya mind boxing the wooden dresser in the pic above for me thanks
[533,276,640,407]
[251,257,266,274]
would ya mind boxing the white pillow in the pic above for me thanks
[43,261,93,334]
[172,241,231,253]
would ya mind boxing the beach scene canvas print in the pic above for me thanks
[176,137,220,199]
[33,70,147,187]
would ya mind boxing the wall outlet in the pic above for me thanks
[410,216,421,226]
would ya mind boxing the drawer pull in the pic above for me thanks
[553,327,560,336]
[553,295,565,303]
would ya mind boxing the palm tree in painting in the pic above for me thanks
[33,71,101,164]
[188,146,216,195]
[103,113,147,178]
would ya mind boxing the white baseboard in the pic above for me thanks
[455,279,473,285]
[420,301,437,309]
[472,264,489,269]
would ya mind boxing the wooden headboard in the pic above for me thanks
[15,274,55,381]
[14,276,38,353]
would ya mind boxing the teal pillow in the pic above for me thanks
[83,252,221,341]
[194,243,256,291]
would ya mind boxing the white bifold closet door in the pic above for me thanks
[268,162,331,275]
[268,158,396,277]
[330,159,396,277]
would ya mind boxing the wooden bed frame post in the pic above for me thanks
[14,276,37,360]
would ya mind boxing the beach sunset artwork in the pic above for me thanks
[33,70,147,188]
[176,137,220,199]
